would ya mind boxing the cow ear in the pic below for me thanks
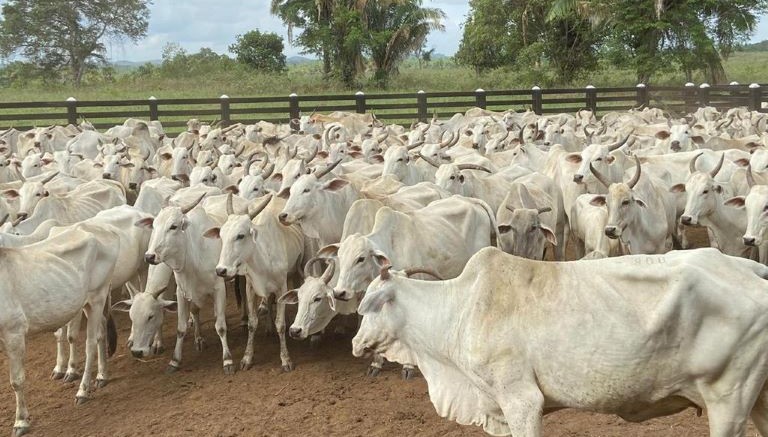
[691,135,705,145]
[203,227,220,239]
[146,166,159,176]
[399,134,408,141]
[669,184,686,193]
[317,244,339,258]
[724,196,746,208]
[358,287,394,315]
[349,151,363,159]
[276,187,290,199]
[41,158,53,165]
[2,189,19,199]
[734,158,750,167]
[323,178,349,191]
[589,195,606,206]
[370,154,384,163]
[111,299,133,312]
[120,162,135,168]
[250,227,258,243]
[713,184,723,193]
[540,225,558,246]
[634,198,647,208]
[317,150,329,159]
[160,153,172,160]
[134,217,154,228]
[159,299,177,312]
[270,173,283,183]
[372,251,391,269]
[42,190,49,197]
[565,154,582,163]
[93,162,103,168]
[277,290,299,305]
[497,224,512,234]
[605,155,615,164]
[180,217,189,231]
[655,130,670,139]
[223,185,239,194]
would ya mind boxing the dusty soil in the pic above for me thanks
[0,227,760,436]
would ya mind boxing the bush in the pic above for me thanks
[229,30,287,73]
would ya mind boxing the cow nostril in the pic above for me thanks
[144,253,158,265]
[744,237,757,246]
[573,174,584,183]
[278,213,288,221]
[103,173,111,179]
[131,350,143,359]
[215,267,227,277]
[289,327,302,338]
[681,216,692,225]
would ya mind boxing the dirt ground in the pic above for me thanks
[0,227,761,436]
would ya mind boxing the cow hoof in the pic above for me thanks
[95,379,108,389]
[63,372,81,383]
[50,371,65,380]
[165,364,180,374]
[223,364,235,375]
[401,368,418,380]
[281,363,294,373]
[366,366,381,378]
[75,396,88,406]
[13,426,30,437]
[194,338,205,352]
[152,345,165,355]
[239,360,252,371]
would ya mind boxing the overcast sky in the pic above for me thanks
[17,0,768,61]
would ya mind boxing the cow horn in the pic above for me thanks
[302,256,326,279]
[226,192,234,215]
[456,164,492,173]
[583,126,594,143]
[180,193,206,214]
[380,264,393,281]
[248,194,272,220]
[409,121,416,130]
[710,153,725,179]
[11,216,24,227]
[376,131,388,143]
[321,258,335,284]
[689,152,703,174]
[497,128,510,143]
[259,153,270,171]
[142,147,150,161]
[589,162,612,189]
[518,126,525,145]
[747,164,756,189]
[537,206,552,215]
[234,142,245,157]
[40,171,59,185]
[606,134,631,152]
[406,140,424,151]
[505,204,515,213]
[439,131,455,148]
[261,162,275,179]
[404,268,443,280]
[314,158,342,179]
[16,171,25,183]
[418,153,441,168]
[290,145,298,159]
[627,156,641,189]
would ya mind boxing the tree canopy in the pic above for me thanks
[230,30,287,73]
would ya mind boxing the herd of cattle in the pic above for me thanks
[3,106,768,436]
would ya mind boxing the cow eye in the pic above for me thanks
[147,315,154,321]
[622,200,630,206]
[35,193,41,197]
[702,190,709,194]
[764,205,768,212]
[236,234,244,240]
[449,175,455,180]
[397,158,403,162]
[312,296,323,303]
[303,188,310,193]
[169,224,178,230]
[356,256,365,264]
[595,158,602,161]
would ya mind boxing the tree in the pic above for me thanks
[229,30,287,72]
[0,0,150,86]
[365,1,445,86]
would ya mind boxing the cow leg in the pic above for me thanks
[368,354,384,377]
[239,285,259,371]
[167,291,188,373]
[498,387,545,436]
[95,314,109,389]
[703,380,759,437]
[555,222,567,261]
[76,296,107,404]
[51,327,67,380]
[236,276,248,334]
[751,388,768,436]
[275,289,293,372]
[191,305,204,352]
[4,330,30,436]
[151,331,164,355]
[213,284,234,375]
[63,312,83,383]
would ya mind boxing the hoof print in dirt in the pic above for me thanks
[165,365,180,374]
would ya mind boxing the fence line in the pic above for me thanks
[1,82,766,132]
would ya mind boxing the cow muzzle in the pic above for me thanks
[144,253,159,265]
[131,350,145,359]
[102,173,112,180]
[215,267,229,278]
[128,182,138,190]
[680,215,695,226]
[278,213,291,225]
[289,327,303,339]
[333,289,351,301]
[670,141,681,152]
[604,225,620,239]
[573,174,584,183]
[744,236,758,247]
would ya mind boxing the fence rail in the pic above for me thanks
[1,83,766,132]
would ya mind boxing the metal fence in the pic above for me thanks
[1,82,765,132]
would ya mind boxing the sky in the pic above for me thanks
[8,0,768,62]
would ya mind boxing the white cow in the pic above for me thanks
[353,247,768,437]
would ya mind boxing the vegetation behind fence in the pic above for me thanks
[2,83,766,133]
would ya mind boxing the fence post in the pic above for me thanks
[475,88,487,109]
[416,90,427,123]
[698,83,710,108]
[749,83,762,112]
[355,91,366,114]
[635,83,649,108]
[289,93,300,131]
[684,82,696,113]
[531,86,542,115]
[66,97,78,126]
[220,94,231,127]
[585,85,597,113]
[148,96,159,121]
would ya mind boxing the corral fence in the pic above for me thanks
[2,82,767,133]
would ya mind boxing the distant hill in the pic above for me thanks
[736,40,768,52]
[287,56,316,64]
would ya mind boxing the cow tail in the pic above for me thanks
[468,197,500,249]
[104,290,118,358]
